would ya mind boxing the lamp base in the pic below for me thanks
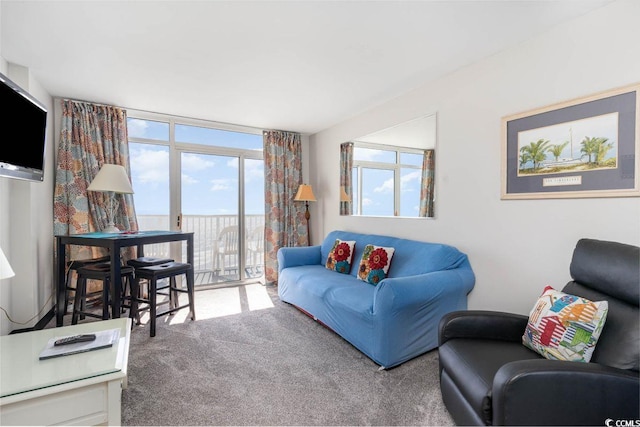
[102,224,121,233]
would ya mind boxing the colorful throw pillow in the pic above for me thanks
[357,244,395,285]
[325,239,356,274]
[522,285,608,363]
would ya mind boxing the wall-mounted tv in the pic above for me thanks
[0,71,48,182]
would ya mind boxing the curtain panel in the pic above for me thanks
[53,99,138,262]
[339,142,353,215]
[263,129,306,284]
[418,149,435,218]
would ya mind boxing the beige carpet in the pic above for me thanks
[67,284,455,426]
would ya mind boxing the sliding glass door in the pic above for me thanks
[180,152,241,284]
[128,113,264,289]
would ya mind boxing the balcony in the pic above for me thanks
[136,214,265,287]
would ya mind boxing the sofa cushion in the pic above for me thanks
[325,239,356,274]
[357,244,395,285]
[279,265,350,300]
[522,286,608,363]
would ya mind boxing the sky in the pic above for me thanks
[518,112,618,162]
[353,146,423,216]
[127,118,265,216]
[127,118,425,219]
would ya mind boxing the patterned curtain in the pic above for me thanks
[339,142,353,215]
[418,149,436,218]
[263,129,306,284]
[53,100,138,262]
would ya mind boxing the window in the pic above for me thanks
[175,124,263,150]
[127,112,265,288]
[352,143,423,217]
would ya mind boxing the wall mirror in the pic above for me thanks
[340,114,437,218]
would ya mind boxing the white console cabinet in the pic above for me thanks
[0,318,131,426]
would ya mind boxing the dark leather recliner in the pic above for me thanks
[438,238,639,426]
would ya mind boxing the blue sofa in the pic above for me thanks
[277,230,475,369]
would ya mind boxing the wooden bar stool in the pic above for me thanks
[129,262,195,337]
[72,263,135,324]
[63,255,111,315]
[126,256,175,318]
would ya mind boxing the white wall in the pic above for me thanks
[310,0,640,315]
[0,59,55,334]
[0,0,638,333]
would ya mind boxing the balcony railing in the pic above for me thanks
[137,214,265,286]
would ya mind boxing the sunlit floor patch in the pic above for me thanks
[245,283,274,311]
[136,283,274,326]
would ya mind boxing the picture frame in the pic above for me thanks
[501,83,640,199]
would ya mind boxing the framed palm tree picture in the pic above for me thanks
[501,83,639,199]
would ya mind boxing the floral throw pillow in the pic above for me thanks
[357,244,395,285]
[325,239,356,274]
[522,285,608,363]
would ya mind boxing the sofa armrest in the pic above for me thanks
[373,268,474,315]
[492,359,640,425]
[438,310,529,346]
[277,245,322,272]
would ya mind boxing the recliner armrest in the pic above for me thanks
[492,359,640,426]
[438,310,529,345]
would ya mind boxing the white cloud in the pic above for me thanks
[182,153,216,171]
[130,147,169,184]
[224,157,264,182]
[179,153,216,185]
[362,197,373,206]
[402,170,421,184]
[181,173,198,185]
[127,119,148,138]
[245,159,264,182]
[373,170,422,193]
[374,178,394,193]
[210,178,234,191]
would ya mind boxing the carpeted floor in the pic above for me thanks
[115,284,453,426]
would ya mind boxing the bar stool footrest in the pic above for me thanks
[156,303,193,318]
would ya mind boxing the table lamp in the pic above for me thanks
[294,184,317,245]
[340,186,350,202]
[0,246,15,280]
[87,164,134,233]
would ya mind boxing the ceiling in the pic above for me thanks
[1,0,613,135]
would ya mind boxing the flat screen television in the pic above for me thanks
[0,71,48,182]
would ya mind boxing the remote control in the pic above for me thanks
[54,334,97,346]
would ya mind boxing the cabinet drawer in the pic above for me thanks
[0,381,117,426]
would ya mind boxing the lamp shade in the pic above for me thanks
[340,186,350,202]
[0,246,15,280]
[294,184,316,202]
[87,164,134,194]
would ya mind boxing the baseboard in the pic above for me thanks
[9,307,55,334]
